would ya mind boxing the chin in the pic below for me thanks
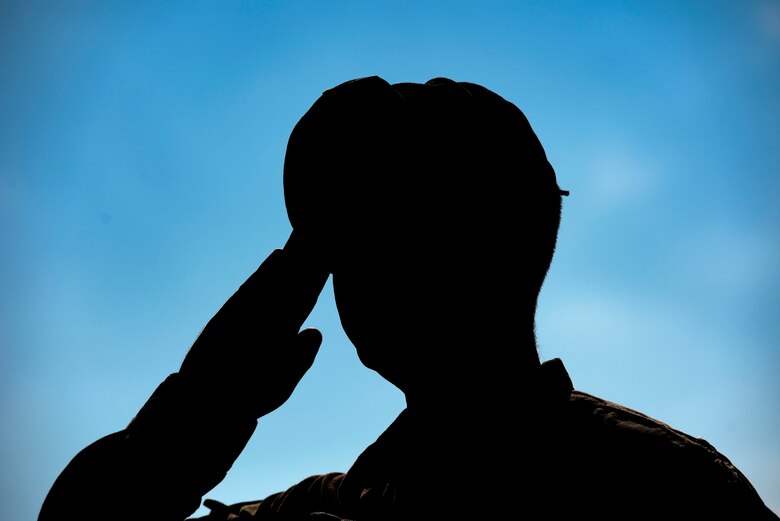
[352,344,410,393]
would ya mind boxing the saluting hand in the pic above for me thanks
[178,230,328,419]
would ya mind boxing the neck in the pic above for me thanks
[361,322,543,512]
[404,321,541,428]
[400,354,541,494]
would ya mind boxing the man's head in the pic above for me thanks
[284,76,564,395]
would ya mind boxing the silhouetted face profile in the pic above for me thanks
[284,77,564,398]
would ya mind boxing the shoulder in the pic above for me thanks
[558,390,775,518]
[567,390,716,454]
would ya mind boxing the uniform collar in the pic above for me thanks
[339,358,575,509]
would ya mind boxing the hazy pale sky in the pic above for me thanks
[2,1,778,518]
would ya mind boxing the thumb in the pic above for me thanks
[251,328,323,418]
[291,327,323,373]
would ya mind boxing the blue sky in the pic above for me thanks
[2,1,778,518]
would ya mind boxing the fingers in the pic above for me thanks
[248,328,323,418]
[292,328,323,371]
[180,247,326,379]
[214,246,326,337]
[176,227,330,421]
[279,250,329,334]
[232,240,327,336]
[296,327,323,354]
[281,230,329,330]
[279,328,322,389]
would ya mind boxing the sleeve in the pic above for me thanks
[188,473,348,520]
[38,373,258,521]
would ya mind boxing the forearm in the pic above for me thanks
[39,373,257,521]
[40,243,326,520]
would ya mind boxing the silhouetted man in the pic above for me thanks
[39,76,778,520]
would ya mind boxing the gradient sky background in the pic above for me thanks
[2,1,779,519]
